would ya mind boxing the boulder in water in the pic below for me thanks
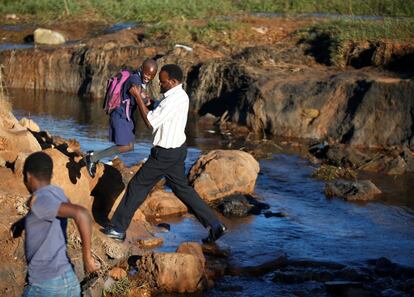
[325,180,382,201]
[215,194,269,217]
[188,150,260,203]
[136,252,205,293]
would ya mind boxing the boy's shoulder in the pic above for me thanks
[31,185,68,219]
[127,71,143,87]
[34,184,67,201]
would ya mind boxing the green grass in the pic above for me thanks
[298,18,414,66]
[306,18,414,42]
[146,19,245,46]
[1,0,414,22]
[238,0,414,17]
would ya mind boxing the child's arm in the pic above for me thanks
[57,203,98,274]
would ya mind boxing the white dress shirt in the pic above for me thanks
[146,84,188,148]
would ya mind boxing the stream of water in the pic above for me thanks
[8,89,414,296]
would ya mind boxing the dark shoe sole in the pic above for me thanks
[101,228,126,242]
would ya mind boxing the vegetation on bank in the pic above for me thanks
[1,0,414,22]
[1,1,413,61]
[297,18,414,66]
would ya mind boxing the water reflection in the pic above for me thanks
[7,89,414,276]
[8,88,226,163]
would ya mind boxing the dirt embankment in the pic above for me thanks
[1,16,414,174]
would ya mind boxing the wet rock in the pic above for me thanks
[309,141,329,159]
[373,257,397,277]
[324,145,371,169]
[401,278,414,293]
[325,180,382,201]
[188,150,260,203]
[201,244,230,258]
[189,45,414,149]
[215,194,269,217]
[381,288,408,297]
[176,242,206,269]
[337,267,373,282]
[137,236,164,249]
[156,223,170,232]
[18,117,40,132]
[325,281,367,297]
[402,148,414,172]
[139,190,187,218]
[108,267,127,280]
[136,252,205,293]
[264,210,288,218]
[312,164,356,180]
[273,271,305,284]
[386,156,407,175]
[229,255,288,277]
[34,28,65,45]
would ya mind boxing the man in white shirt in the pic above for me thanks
[102,64,227,243]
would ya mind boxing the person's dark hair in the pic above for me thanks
[23,152,53,181]
[160,64,183,82]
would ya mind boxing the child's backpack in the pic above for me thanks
[103,70,139,121]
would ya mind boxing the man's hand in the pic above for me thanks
[140,90,153,106]
[130,85,152,129]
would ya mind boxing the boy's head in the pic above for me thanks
[23,152,53,193]
[140,59,158,84]
[159,64,183,94]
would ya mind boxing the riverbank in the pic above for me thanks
[1,6,414,296]
[2,89,414,297]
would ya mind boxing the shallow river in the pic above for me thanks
[8,89,414,296]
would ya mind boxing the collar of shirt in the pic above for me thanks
[163,84,183,98]
[137,71,146,89]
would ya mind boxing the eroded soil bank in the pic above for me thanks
[1,15,414,297]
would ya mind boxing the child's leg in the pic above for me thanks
[89,143,133,163]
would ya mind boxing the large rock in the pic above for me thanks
[34,28,66,45]
[18,117,40,132]
[189,45,414,149]
[176,242,206,269]
[43,148,92,208]
[136,252,205,293]
[188,150,260,203]
[0,117,41,162]
[139,190,188,218]
[325,180,382,201]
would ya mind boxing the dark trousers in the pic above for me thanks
[111,145,220,232]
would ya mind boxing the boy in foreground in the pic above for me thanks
[12,152,98,297]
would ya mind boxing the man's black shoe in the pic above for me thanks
[101,225,126,241]
[202,223,228,244]
[84,151,97,178]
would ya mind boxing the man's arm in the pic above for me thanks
[57,203,98,274]
[130,85,153,129]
